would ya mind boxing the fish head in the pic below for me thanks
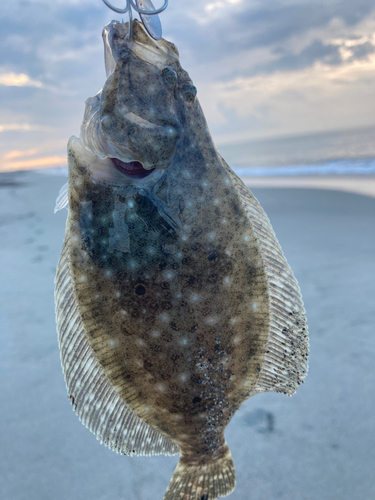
[76,19,198,188]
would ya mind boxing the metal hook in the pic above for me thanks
[101,0,169,40]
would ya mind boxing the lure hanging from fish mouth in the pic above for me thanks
[101,0,168,40]
[55,17,309,500]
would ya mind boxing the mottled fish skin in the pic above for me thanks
[56,19,309,500]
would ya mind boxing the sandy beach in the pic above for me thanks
[243,174,375,198]
[1,169,374,500]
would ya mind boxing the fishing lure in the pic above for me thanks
[102,0,168,39]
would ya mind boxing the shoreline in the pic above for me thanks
[1,169,375,199]
[241,174,375,198]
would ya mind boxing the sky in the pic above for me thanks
[1,0,375,172]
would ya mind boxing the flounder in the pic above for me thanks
[55,19,309,500]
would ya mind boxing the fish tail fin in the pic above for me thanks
[163,445,236,500]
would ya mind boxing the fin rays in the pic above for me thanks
[164,445,235,500]
[55,238,179,456]
[224,163,309,395]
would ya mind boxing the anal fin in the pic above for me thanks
[55,238,179,456]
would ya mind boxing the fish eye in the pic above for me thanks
[183,82,197,103]
[162,67,177,86]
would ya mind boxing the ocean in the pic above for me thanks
[35,125,375,178]
[217,126,375,176]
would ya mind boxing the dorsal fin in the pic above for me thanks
[224,161,309,395]
[55,238,179,456]
[54,182,69,213]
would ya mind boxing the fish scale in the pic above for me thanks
[55,19,308,500]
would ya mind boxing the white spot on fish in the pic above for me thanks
[191,294,199,302]
[244,235,249,241]
[157,384,166,392]
[208,233,215,240]
[151,330,160,338]
[128,200,134,208]
[109,339,116,346]
[160,313,169,322]
[116,292,120,298]
[180,374,188,382]
[224,277,231,285]
[206,316,218,325]
[80,275,86,281]
[252,303,258,310]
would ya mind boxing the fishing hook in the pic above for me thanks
[101,0,169,40]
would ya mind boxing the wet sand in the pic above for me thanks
[1,170,374,500]
[243,174,375,198]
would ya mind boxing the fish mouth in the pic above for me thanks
[111,157,155,179]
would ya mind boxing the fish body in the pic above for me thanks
[55,20,308,500]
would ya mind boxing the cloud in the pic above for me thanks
[201,51,375,144]
[1,0,375,158]
[166,1,375,76]
[248,40,345,76]
[2,148,39,160]
[0,123,45,132]
[0,154,66,173]
[349,41,375,60]
[0,72,43,87]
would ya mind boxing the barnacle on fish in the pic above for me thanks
[55,18,308,500]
